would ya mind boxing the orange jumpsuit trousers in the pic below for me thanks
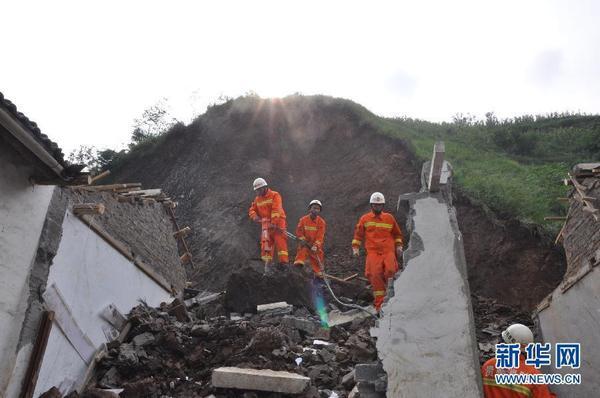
[248,188,289,263]
[293,214,326,275]
[352,211,404,311]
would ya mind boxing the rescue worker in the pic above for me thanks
[482,323,556,398]
[293,200,326,277]
[352,192,404,312]
[248,178,289,269]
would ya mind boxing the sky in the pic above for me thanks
[2,0,599,155]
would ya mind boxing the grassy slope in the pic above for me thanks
[347,101,600,235]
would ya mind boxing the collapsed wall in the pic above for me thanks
[371,157,482,397]
[533,164,600,398]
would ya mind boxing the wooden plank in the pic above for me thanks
[73,203,105,216]
[122,188,161,197]
[544,216,567,221]
[20,311,54,398]
[43,284,96,364]
[343,273,359,281]
[428,141,445,192]
[173,226,191,239]
[89,170,111,185]
[78,183,142,192]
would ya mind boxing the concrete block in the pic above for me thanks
[354,363,384,383]
[212,367,310,394]
[257,302,291,312]
[327,308,371,327]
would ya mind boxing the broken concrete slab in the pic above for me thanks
[257,301,293,316]
[184,291,222,308]
[327,308,372,327]
[257,301,290,312]
[211,367,310,394]
[371,192,482,397]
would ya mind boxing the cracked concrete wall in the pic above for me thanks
[372,190,482,398]
[0,144,55,396]
[534,262,600,397]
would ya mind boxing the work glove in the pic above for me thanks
[352,247,360,257]
[396,246,403,259]
[311,245,318,252]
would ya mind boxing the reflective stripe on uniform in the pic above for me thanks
[262,255,273,261]
[352,239,362,246]
[271,212,280,217]
[294,261,305,265]
[373,290,386,297]
[364,222,393,229]
[304,226,317,231]
[257,199,273,206]
[482,378,533,397]
[278,251,288,256]
[395,238,403,243]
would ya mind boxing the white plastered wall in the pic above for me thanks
[32,211,172,396]
[0,147,54,396]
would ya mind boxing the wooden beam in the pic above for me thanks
[78,183,142,192]
[123,188,161,197]
[73,203,105,216]
[343,273,359,281]
[428,141,445,192]
[89,170,111,185]
[173,226,191,239]
[180,252,192,264]
[20,311,54,398]
[556,197,569,202]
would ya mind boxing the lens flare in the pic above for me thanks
[311,279,330,329]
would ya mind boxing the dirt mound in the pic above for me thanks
[224,266,314,313]
[110,96,422,291]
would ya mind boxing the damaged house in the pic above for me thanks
[0,93,186,397]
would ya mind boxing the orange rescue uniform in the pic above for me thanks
[482,356,556,398]
[294,215,326,275]
[352,211,404,310]
[248,189,289,263]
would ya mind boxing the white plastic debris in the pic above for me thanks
[295,357,303,366]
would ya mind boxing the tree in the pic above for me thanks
[67,145,99,170]
[130,99,179,146]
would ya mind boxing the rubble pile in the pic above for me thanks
[472,294,536,363]
[81,286,379,397]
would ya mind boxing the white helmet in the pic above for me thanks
[370,192,385,204]
[253,178,268,191]
[309,199,322,209]
[502,324,533,346]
